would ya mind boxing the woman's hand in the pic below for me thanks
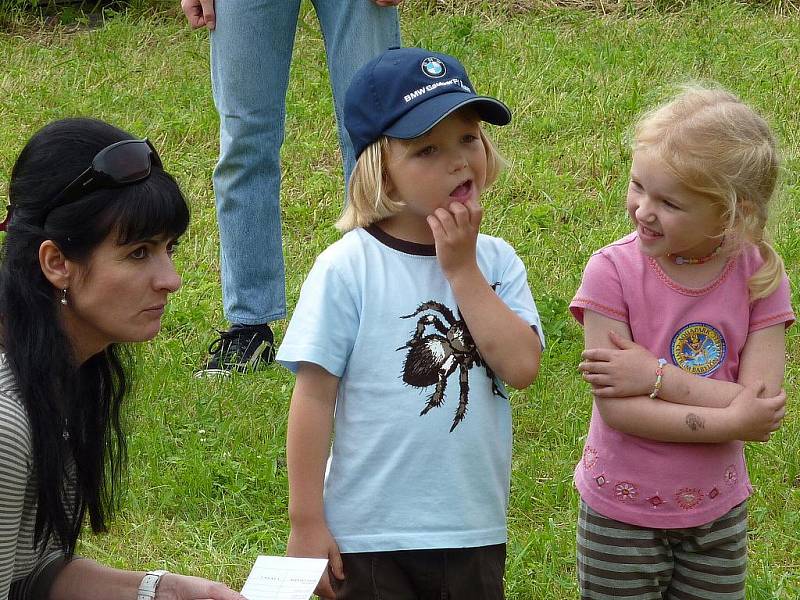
[579,330,659,398]
[156,574,247,600]
[286,521,343,600]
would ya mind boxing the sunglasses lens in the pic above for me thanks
[95,140,154,183]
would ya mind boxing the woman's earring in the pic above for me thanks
[60,288,68,306]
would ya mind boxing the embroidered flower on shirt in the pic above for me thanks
[675,488,704,510]
[724,465,738,486]
[614,481,638,502]
[583,446,599,470]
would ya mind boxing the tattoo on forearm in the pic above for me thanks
[686,413,705,431]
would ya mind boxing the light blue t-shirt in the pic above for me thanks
[277,226,544,553]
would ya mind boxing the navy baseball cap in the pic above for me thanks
[345,47,512,158]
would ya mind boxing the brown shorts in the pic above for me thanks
[331,544,506,600]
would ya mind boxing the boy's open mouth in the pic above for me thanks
[450,179,473,200]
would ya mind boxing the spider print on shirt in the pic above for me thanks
[397,288,504,432]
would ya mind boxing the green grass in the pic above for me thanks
[1,1,799,597]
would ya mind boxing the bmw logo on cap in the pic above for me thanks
[421,57,446,78]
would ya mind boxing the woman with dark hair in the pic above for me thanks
[0,118,246,600]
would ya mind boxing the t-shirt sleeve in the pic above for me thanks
[9,551,69,600]
[749,270,795,332]
[569,251,628,325]
[497,248,546,349]
[276,256,359,377]
[0,395,32,599]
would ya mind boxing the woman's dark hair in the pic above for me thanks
[1,118,189,555]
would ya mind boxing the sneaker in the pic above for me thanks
[195,323,275,377]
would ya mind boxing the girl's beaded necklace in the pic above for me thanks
[667,237,725,265]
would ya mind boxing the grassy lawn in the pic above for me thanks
[1,1,799,597]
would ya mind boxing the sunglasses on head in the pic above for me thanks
[0,138,163,233]
[47,138,163,213]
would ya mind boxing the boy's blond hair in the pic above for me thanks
[336,124,505,232]
[633,84,783,300]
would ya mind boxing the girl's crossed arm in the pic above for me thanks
[580,318,786,407]
[428,200,541,389]
[286,362,343,600]
[581,310,786,443]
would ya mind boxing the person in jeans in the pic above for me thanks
[182,0,402,375]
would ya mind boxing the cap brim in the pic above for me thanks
[384,94,512,140]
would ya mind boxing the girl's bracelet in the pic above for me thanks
[649,358,668,399]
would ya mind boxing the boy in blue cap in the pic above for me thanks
[277,47,544,599]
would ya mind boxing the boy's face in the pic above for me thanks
[382,110,487,239]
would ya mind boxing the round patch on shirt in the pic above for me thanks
[670,322,726,376]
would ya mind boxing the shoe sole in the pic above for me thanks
[193,368,231,378]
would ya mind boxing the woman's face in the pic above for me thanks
[62,231,181,361]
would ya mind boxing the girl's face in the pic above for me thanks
[382,110,487,241]
[61,231,181,361]
[626,150,726,260]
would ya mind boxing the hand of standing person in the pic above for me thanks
[286,522,343,600]
[181,0,216,30]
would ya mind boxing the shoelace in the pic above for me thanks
[206,328,253,357]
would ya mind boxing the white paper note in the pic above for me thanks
[241,555,328,600]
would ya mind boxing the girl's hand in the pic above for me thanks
[727,381,786,441]
[428,199,482,282]
[286,521,343,599]
[156,574,247,600]
[579,330,659,398]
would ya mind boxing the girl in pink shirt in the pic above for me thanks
[570,86,794,599]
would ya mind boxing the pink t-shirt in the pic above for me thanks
[570,232,794,528]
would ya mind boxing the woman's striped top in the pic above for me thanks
[0,354,68,599]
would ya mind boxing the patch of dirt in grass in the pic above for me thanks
[405,0,800,16]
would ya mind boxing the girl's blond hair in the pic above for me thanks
[336,123,505,232]
[633,84,783,300]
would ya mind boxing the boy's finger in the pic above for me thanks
[466,199,483,227]
[315,576,335,599]
[432,207,456,233]
[427,215,444,240]
[448,201,470,227]
[330,547,345,580]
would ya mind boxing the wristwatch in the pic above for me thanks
[137,570,169,600]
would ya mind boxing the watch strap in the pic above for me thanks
[137,569,169,600]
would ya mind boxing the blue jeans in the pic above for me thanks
[210,0,401,325]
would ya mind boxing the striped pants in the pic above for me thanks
[577,500,747,599]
